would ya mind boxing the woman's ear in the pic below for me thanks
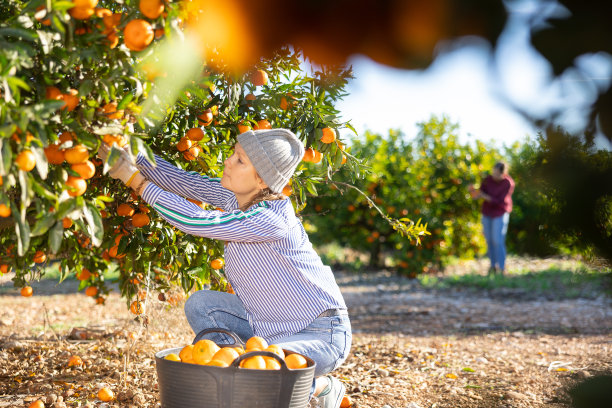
[257,175,268,190]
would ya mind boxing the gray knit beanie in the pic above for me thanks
[237,129,304,193]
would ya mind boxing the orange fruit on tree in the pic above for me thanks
[73,0,98,8]
[176,136,192,152]
[320,127,336,144]
[282,184,292,196]
[117,203,135,217]
[71,159,95,179]
[139,0,164,19]
[240,355,266,369]
[186,127,204,141]
[250,69,268,86]
[46,86,62,100]
[237,122,251,134]
[210,347,239,366]
[20,286,33,297]
[16,150,36,171]
[123,19,154,51]
[210,258,224,270]
[33,250,46,263]
[285,353,308,369]
[68,355,83,367]
[101,102,124,120]
[179,344,195,363]
[105,31,119,48]
[108,245,125,259]
[62,217,72,228]
[94,7,112,18]
[58,131,74,144]
[85,286,98,297]
[64,144,89,164]
[183,144,201,161]
[197,109,213,126]
[254,119,271,130]
[192,339,220,365]
[69,6,95,20]
[103,12,121,30]
[245,93,256,101]
[44,143,65,165]
[279,96,289,110]
[76,268,91,281]
[65,176,87,197]
[130,300,145,315]
[97,387,114,402]
[27,401,44,408]
[132,212,150,227]
[312,149,322,163]
[60,89,79,111]
[303,147,315,162]
[245,336,268,351]
[102,134,127,147]
[0,204,10,218]
[0,264,10,274]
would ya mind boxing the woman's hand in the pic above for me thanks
[98,144,140,186]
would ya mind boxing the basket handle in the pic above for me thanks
[192,328,244,346]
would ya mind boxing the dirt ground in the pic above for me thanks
[0,256,611,408]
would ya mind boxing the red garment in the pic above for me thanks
[480,174,515,217]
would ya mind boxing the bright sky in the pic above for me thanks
[336,1,612,151]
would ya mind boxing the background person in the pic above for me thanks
[99,128,350,408]
[469,161,515,275]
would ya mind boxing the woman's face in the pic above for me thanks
[492,167,504,181]
[221,143,266,201]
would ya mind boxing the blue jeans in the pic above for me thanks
[482,212,510,271]
[184,290,352,378]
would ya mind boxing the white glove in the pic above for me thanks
[98,144,140,186]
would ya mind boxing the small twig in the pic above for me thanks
[42,303,62,343]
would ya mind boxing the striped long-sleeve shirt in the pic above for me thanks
[136,154,347,341]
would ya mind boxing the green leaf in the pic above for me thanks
[31,144,48,180]
[117,92,134,110]
[462,367,475,372]
[31,214,56,236]
[0,137,12,176]
[48,220,64,254]
[305,179,318,196]
[0,28,38,42]
[130,135,155,164]
[14,212,31,256]
[82,203,103,247]
[79,79,94,97]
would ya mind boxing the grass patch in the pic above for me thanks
[419,264,612,299]
[40,262,120,281]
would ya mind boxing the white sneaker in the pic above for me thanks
[317,376,345,408]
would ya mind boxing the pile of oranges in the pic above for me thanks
[164,335,308,370]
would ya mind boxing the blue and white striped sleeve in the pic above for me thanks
[135,153,235,209]
[141,183,288,242]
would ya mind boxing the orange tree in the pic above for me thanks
[0,0,427,307]
[305,115,503,275]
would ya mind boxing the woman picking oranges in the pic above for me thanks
[98,128,350,408]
